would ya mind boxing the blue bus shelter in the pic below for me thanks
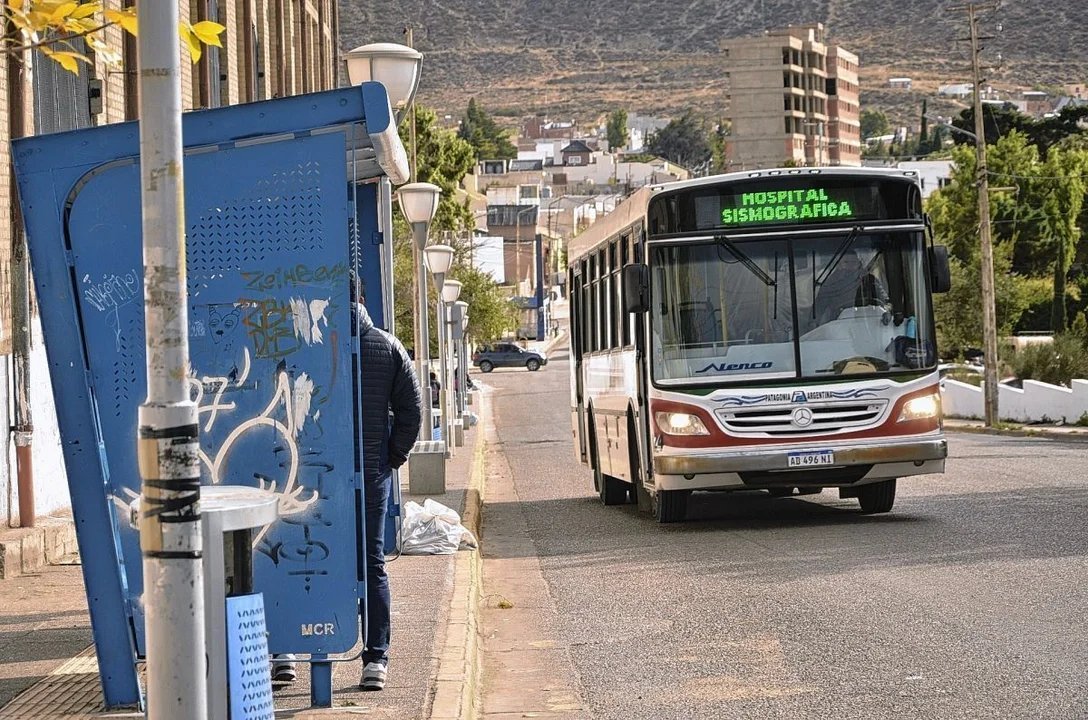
[12,83,407,708]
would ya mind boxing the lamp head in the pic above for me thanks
[441,279,463,304]
[344,43,423,118]
[424,244,455,278]
[397,182,442,225]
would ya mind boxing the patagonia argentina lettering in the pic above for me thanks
[721,188,854,226]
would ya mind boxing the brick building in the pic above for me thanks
[722,23,861,170]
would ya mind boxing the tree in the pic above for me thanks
[606,109,628,152]
[3,2,224,72]
[860,109,890,140]
[928,131,1088,337]
[458,98,517,161]
[647,112,713,173]
[953,104,1088,153]
[395,105,517,353]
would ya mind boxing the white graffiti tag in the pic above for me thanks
[188,347,319,543]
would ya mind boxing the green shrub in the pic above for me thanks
[1011,334,1088,387]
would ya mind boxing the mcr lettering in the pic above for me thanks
[300,622,336,636]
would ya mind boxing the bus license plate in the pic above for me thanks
[788,450,834,468]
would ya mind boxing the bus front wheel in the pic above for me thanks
[653,489,689,523]
[856,479,896,514]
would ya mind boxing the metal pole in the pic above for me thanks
[134,3,207,718]
[962,1,1001,426]
[404,27,418,183]
[379,177,395,332]
[412,223,431,439]
[8,32,33,528]
[435,293,450,454]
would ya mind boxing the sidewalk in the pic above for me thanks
[944,416,1088,440]
[0,393,490,719]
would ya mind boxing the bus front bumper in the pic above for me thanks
[653,435,947,491]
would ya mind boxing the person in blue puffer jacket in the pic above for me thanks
[354,282,422,691]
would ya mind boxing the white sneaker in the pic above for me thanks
[360,661,387,691]
[271,653,297,684]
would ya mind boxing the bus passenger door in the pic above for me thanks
[632,233,653,496]
[570,267,588,462]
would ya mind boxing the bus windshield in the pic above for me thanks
[649,230,936,386]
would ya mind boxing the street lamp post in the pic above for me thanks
[344,43,424,334]
[440,280,462,446]
[452,300,469,416]
[424,245,455,448]
[398,184,442,439]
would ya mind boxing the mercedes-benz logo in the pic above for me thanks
[791,407,814,428]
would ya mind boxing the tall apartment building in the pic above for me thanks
[0,1,338,526]
[722,23,861,170]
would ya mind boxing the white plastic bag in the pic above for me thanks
[400,499,477,555]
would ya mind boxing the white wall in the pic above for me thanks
[1,318,72,526]
[473,235,506,284]
[29,319,70,517]
[941,378,1088,424]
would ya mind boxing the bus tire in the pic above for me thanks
[857,479,896,514]
[653,489,689,523]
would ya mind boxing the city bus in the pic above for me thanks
[567,168,951,522]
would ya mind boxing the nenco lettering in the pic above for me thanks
[696,361,773,374]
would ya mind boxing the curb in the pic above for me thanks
[429,389,489,720]
[0,514,79,579]
[945,421,1088,442]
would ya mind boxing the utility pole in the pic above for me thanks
[954,1,1000,427]
[403,25,430,437]
[135,3,208,718]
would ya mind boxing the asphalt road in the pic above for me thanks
[477,348,1088,720]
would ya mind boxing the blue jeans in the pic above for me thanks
[362,471,391,665]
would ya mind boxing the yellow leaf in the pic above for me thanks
[104,8,136,35]
[71,3,101,20]
[190,20,224,48]
[179,24,201,62]
[48,2,77,23]
[46,49,85,74]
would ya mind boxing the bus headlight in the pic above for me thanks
[655,411,710,436]
[898,393,941,422]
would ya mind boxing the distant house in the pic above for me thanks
[888,77,912,90]
[938,83,973,98]
[560,140,593,167]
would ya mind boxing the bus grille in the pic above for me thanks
[715,400,889,436]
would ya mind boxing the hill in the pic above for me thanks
[338,1,1088,129]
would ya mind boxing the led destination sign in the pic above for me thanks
[649,175,921,235]
[721,188,855,226]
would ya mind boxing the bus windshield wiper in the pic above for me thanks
[815,226,862,287]
[714,234,775,287]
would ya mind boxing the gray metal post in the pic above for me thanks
[379,177,395,333]
[135,3,208,718]
[435,288,450,454]
[412,222,431,438]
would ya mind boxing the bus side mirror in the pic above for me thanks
[929,245,951,294]
[623,263,650,314]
